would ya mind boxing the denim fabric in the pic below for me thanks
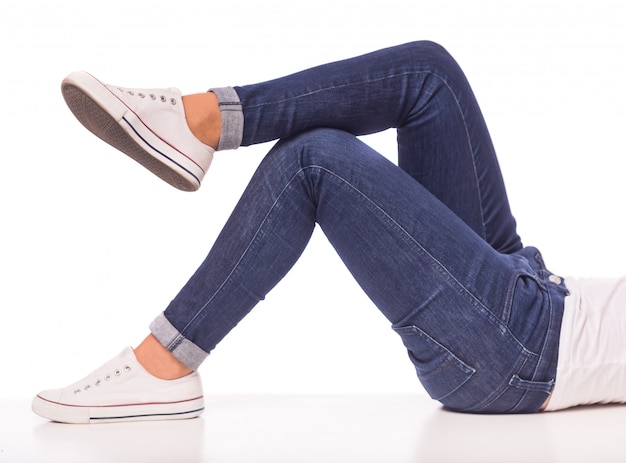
[150,41,567,413]
[209,86,243,151]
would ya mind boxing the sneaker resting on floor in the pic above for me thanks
[61,71,215,192]
[32,347,204,424]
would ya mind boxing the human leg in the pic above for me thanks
[151,128,565,413]
[33,127,562,421]
[134,333,192,379]
[223,41,521,253]
[62,40,520,253]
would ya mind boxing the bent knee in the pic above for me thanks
[282,128,356,148]
[266,128,381,177]
[276,128,362,163]
[403,40,462,75]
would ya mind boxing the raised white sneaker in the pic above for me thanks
[61,71,215,192]
[32,347,204,424]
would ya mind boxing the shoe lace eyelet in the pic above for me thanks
[170,98,177,105]
[138,93,145,98]
[160,95,166,103]
[150,94,156,100]
[124,365,131,372]
[114,369,121,376]
[105,375,111,381]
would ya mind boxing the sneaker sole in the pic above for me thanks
[61,72,202,192]
[32,394,204,424]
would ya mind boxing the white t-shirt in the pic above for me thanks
[545,276,626,411]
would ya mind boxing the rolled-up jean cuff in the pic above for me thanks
[209,86,244,151]
[149,312,209,371]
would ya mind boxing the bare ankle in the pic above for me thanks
[134,334,193,380]
[182,92,222,150]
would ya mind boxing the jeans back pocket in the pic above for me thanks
[393,324,475,401]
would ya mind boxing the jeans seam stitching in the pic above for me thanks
[304,164,496,320]
[176,168,308,337]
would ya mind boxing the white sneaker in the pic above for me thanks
[61,71,215,192]
[32,347,204,424]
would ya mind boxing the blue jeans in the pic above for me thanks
[150,41,568,413]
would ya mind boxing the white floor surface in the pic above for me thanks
[1,394,625,463]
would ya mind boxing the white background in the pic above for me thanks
[1,1,625,399]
